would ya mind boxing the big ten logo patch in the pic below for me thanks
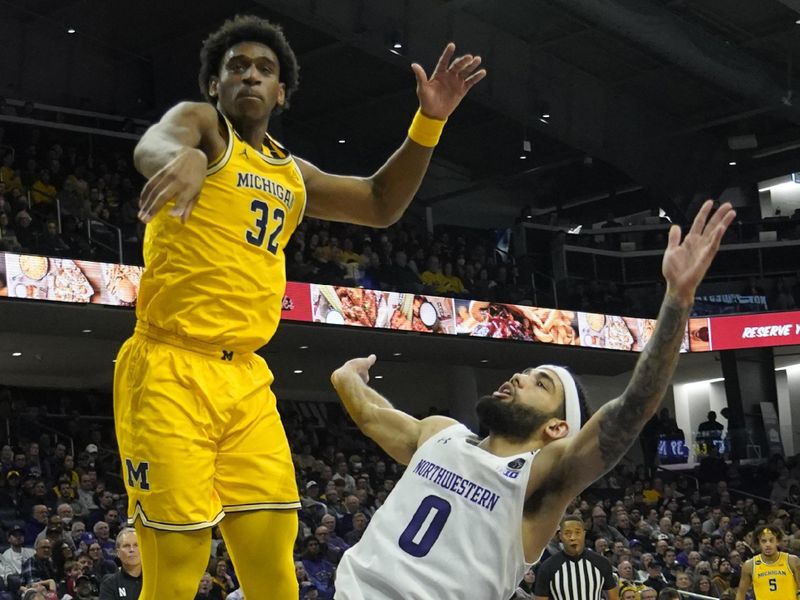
[502,458,526,479]
[125,459,151,491]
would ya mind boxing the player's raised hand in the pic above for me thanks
[332,354,377,386]
[138,147,207,224]
[662,200,736,303]
[411,42,487,120]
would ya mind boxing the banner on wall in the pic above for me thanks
[281,282,313,322]
[310,284,456,334]
[1,250,799,354]
[705,311,800,351]
[4,253,143,306]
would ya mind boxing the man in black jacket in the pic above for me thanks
[98,528,141,600]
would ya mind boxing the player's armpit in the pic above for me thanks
[134,101,222,179]
[362,410,455,465]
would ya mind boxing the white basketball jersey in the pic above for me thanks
[335,423,537,600]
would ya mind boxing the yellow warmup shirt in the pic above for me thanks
[136,114,307,354]
[752,553,798,600]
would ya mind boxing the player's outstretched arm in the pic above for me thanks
[331,355,456,464]
[135,101,222,224]
[734,559,753,600]
[299,43,487,228]
[551,201,736,498]
[789,554,800,590]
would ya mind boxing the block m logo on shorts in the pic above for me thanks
[125,459,151,491]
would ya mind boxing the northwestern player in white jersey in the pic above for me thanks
[330,201,736,600]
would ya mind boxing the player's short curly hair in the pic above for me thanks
[198,15,300,110]
[755,525,783,542]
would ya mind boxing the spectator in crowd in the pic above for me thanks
[313,526,343,565]
[92,521,115,561]
[37,220,70,257]
[642,557,669,593]
[640,588,657,600]
[209,558,236,599]
[73,572,99,599]
[194,572,220,600]
[384,250,422,293]
[319,515,348,553]
[512,568,535,599]
[1,525,36,579]
[0,211,20,250]
[75,473,97,517]
[697,411,725,452]
[24,505,49,548]
[86,543,116,578]
[301,536,335,600]
[343,512,368,546]
[31,170,57,209]
[591,506,628,545]
[14,211,37,251]
[98,528,142,600]
[20,538,55,586]
[420,255,448,293]
[331,463,355,496]
[658,589,680,600]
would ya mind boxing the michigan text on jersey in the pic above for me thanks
[236,172,296,209]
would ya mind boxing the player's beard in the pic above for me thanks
[475,395,556,442]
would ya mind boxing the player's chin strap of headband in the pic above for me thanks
[539,365,581,438]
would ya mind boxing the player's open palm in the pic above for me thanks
[411,43,487,120]
[662,200,736,300]
[138,147,207,224]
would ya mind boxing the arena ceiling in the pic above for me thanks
[6,0,800,227]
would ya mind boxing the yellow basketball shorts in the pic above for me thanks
[113,322,300,531]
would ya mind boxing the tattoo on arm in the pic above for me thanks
[596,297,690,469]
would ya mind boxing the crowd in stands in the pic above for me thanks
[3,115,800,319]
[0,121,143,265]
[0,384,794,600]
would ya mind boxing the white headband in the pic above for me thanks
[539,365,581,438]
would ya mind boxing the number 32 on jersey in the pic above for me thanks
[246,199,285,254]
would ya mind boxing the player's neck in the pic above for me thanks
[480,433,540,457]
[761,552,780,564]
[226,111,271,149]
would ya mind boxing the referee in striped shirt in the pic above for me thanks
[534,515,619,600]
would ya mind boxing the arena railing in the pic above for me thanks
[4,98,149,131]
[676,591,720,600]
[726,487,800,511]
[0,114,140,143]
[86,216,123,263]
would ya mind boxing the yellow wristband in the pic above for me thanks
[408,109,447,147]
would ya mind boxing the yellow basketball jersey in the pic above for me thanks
[136,114,306,353]
[752,553,797,599]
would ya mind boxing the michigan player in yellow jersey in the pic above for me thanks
[736,527,800,600]
[115,14,486,600]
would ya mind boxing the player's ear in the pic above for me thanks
[208,77,220,99]
[276,82,286,108]
[543,418,569,441]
